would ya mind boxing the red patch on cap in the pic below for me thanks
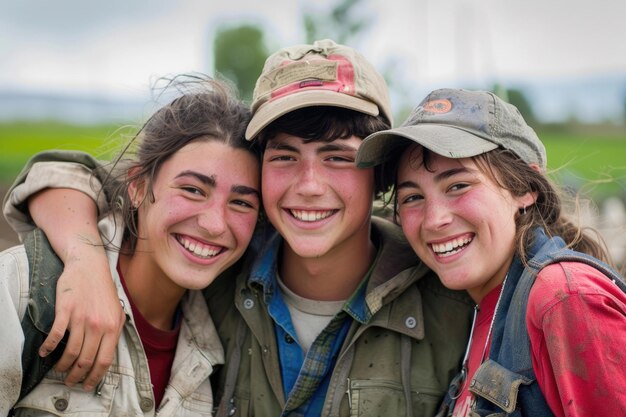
[269,55,355,102]
[423,99,452,114]
[300,80,324,88]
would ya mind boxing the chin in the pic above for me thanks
[436,272,470,291]
[175,264,224,289]
[294,247,330,259]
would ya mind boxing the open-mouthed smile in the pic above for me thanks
[430,234,473,258]
[289,209,337,222]
[176,234,224,258]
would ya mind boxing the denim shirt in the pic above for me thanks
[438,227,625,417]
[248,230,372,417]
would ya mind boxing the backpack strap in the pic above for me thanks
[507,245,625,361]
[472,240,624,416]
[18,228,67,401]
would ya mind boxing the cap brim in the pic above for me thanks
[356,124,499,167]
[245,90,379,140]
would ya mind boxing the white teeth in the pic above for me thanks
[290,209,335,222]
[177,235,221,258]
[431,236,472,257]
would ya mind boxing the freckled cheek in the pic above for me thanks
[261,174,287,203]
[399,214,422,245]
[227,214,258,243]
[400,222,415,243]
[331,171,374,197]
[160,201,202,225]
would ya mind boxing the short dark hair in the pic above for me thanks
[256,106,390,195]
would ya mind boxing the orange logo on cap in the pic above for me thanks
[423,99,452,114]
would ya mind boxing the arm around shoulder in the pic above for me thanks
[3,150,111,241]
[2,150,125,392]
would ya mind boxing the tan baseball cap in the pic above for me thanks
[245,39,392,140]
[356,88,547,170]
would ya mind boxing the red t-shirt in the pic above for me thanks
[452,284,501,417]
[527,261,626,417]
[118,266,181,408]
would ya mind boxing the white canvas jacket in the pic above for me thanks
[0,212,224,416]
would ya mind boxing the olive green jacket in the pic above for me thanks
[208,218,473,417]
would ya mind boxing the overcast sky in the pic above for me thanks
[2,0,626,121]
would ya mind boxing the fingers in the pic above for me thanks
[82,331,119,391]
[53,323,85,376]
[55,304,125,390]
[39,310,71,357]
[63,328,99,388]
[41,257,126,391]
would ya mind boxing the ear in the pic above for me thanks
[517,191,538,211]
[519,163,542,210]
[127,167,146,208]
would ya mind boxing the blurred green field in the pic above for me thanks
[1,120,625,199]
[0,121,131,181]
[539,131,626,199]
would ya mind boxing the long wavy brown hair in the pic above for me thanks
[102,74,258,253]
[383,145,613,267]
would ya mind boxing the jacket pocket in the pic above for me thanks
[176,390,216,417]
[347,379,443,417]
[14,373,119,416]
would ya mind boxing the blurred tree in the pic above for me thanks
[214,25,269,102]
[303,0,370,44]
[493,84,537,127]
[507,88,537,126]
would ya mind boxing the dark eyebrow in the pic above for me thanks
[265,140,358,154]
[175,170,216,187]
[397,180,418,191]
[265,141,298,152]
[397,167,474,190]
[232,185,261,200]
[317,142,358,153]
[434,167,472,182]
[176,170,260,200]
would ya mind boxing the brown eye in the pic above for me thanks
[448,183,470,192]
[399,193,423,204]
[233,199,253,209]
[181,186,204,196]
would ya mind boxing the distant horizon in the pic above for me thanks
[1,72,624,125]
[4,0,626,126]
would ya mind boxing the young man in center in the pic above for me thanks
[4,40,473,416]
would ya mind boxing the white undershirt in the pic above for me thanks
[277,275,346,354]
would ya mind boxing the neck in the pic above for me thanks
[279,234,376,301]
[118,247,185,331]
[467,256,515,303]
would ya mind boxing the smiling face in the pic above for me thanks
[396,145,533,302]
[130,140,260,293]
[261,133,374,260]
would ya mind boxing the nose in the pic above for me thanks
[422,198,453,231]
[294,161,325,196]
[197,202,227,237]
